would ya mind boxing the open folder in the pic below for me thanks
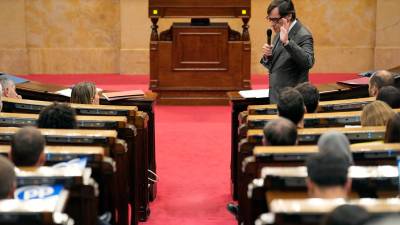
[102,90,145,101]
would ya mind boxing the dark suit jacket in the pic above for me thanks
[260,21,315,103]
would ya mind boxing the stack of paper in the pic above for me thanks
[102,90,145,101]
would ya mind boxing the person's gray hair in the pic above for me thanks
[0,77,13,92]
[317,131,354,164]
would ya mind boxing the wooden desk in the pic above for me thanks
[239,143,400,225]
[0,127,129,225]
[247,97,375,115]
[15,78,158,215]
[228,82,368,199]
[242,166,399,225]
[256,198,400,225]
[9,81,157,221]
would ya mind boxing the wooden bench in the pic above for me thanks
[238,143,400,225]
[2,98,152,222]
[228,92,370,199]
[0,190,72,225]
[16,166,97,225]
[256,198,400,225]
[0,127,129,225]
[14,81,158,210]
[243,165,399,225]
[232,126,386,210]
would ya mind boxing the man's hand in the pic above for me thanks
[279,18,290,45]
[262,43,273,58]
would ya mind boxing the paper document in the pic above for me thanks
[239,89,269,98]
[55,88,72,97]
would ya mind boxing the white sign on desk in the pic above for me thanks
[239,89,269,98]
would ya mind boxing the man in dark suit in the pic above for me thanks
[261,0,315,103]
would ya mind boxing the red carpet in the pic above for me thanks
[21,73,358,224]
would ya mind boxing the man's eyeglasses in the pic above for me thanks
[267,17,282,24]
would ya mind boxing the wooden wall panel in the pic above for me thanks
[0,0,398,74]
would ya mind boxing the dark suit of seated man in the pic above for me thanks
[295,82,320,113]
[38,102,78,129]
[277,88,305,128]
[0,155,16,200]
[306,152,351,199]
[368,70,395,97]
[260,0,315,103]
[263,118,298,145]
[10,127,46,167]
[228,118,298,218]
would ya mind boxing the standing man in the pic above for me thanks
[261,0,315,103]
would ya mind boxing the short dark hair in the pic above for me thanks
[322,205,370,225]
[385,113,400,143]
[0,155,15,199]
[277,88,305,125]
[306,152,350,187]
[370,71,395,90]
[263,118,297,145]
[295,82,320,113]
[38,102,77,129]
[376,86,400,109]
[11,127,45,167]
[267,0,296,21]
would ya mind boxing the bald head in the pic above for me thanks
[0,155,16,199]
[369,70,395,97]
[263,118,298,146]
[11,127,46,167]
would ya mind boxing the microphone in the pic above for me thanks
[267,29,272,45]
[265,29,273,61]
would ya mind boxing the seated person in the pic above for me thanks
[0,155,16,200]
[277,88,305,128]
[228,118,298,217]
[306,152,351,199]
[376,86,400,109]
[322,204,369,225]
[263,118,298,145]
[294,82,320,113]
[318,131,353,164]
[0,77,21,99]
[37,102,77,129]
[384,113,400,143]
[10,127,46,167]
[71,82,99,105]
[361,101,396,126]
[368,70,394,97]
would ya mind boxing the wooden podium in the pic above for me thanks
[149,0,251,105]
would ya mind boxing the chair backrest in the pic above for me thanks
[247,126,386,145]
[252,143,400,165]
[257,165,398,196]
[0,112,128,129]
[246,109,400,129]
[0,144,107,165]
[247,97,375,115]
[255,198,400,225]
[0,190,72,225]
[2,97,138,123]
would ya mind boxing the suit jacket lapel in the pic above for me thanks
[270,21,302,68]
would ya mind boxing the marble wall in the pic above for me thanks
[0,0,399,74]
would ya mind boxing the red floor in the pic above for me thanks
[22,73,358,225]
